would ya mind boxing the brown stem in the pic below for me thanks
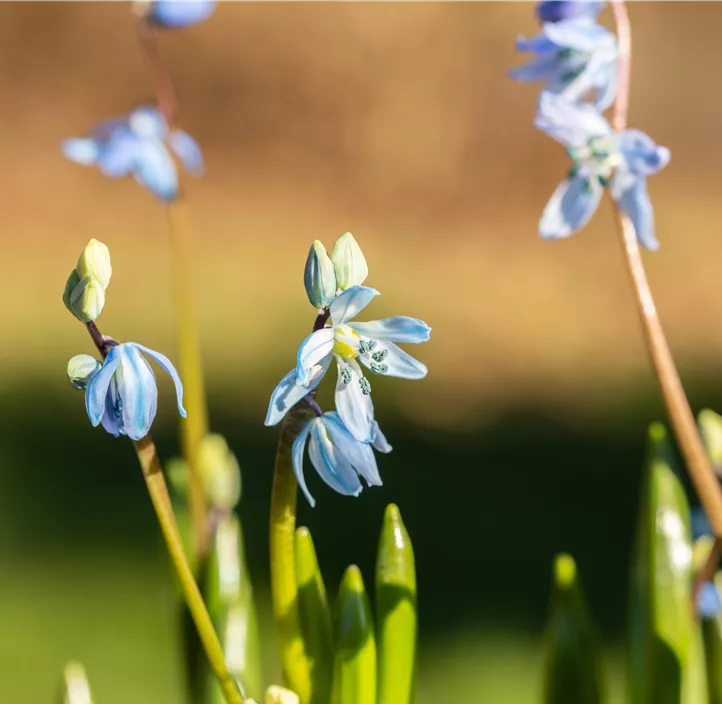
[136,16,178,126]
[610,0,722,541]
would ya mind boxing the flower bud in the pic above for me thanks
[60,661,93,704]
[265,685,300,704]
[76,239,112,289]
[198,434,241,510]
[331,232,368,290]
[304,240,337,308]
[69,274,106,323]
[67,354,102,391]
[63,269,81,313]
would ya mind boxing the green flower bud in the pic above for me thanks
[265,685,300,704]
[198,434,242,510]
[77,239,112,289]
[67,354,102,391]
[304,240,337,308]
[60,661,93,704]
[69,274,106,323]
[699,409,722,467]
[63,270,81,313]
[331,232,368,290]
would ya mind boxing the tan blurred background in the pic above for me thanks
[3,1,719,429]
[0,2,720,702]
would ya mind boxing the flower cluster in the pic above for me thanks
[511,0,670,248]
[265,233,431,506]
[65,240,186,442]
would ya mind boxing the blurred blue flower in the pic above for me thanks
[62,106,203,201]
[536,1,604,24]
[292,411,391,507]
[511,16,617,110]
[535,93,670,249]
[85,342,186,441]
[149,1,216,28]
[265,285,430,442]
[692,507,713,540]
[698,581,722,619]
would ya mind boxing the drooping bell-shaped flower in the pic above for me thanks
[62,106,203,201]
[147,0,216,28]
[511,14,618,110]
[84,342,186,441]
[292,411,391,507]
[535,1,604,24]
[535,93,670,249]
[265,285,430,442]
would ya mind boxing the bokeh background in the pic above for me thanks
[0,1,720,701]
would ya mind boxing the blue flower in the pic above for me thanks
[149,1,216,28]
[698,581,722,619]
[511,17,617,110]
[292,411,391,507]
[62,107,203,201]
[265,285,431,442]
[535,93,670,249]
[536,1,604,24]
[85,342,186,441]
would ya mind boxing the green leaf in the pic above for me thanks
[376,503,417,704]
[628,423,708,704]
[295,526,333,704]
[201,512,264,702]
[542,553,605,704]
[332,565,376,704]
[702,604,722,704]
[59,662,93,704]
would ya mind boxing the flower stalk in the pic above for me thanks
[609,0,722,568]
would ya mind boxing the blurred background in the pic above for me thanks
[0,1,720,701]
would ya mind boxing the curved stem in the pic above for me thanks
[610,1,722,542]
[168,199,210,560]
[135,436,244,704]
[137,17,178,126]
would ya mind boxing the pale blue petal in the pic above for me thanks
[592,59,618,111]
[350,317,431,344]
[535,91,611,147]
[536,1,603,23]
[117,345,158,441]
[169,130,204,174]
[129,107,168,140]
[133,141,178,200]
[371,421,393,454]
[361,341,428,380]
[85,346,121,427]
[324,412,382,487]
[265,356,331,426]
[335,357,374,442]
[62,138,100,166]
[128,342,186,417]
[510,53,562,83]
[612,172,659,251]
[543,18,615,53]
[515,33,557,54]
[295,327,335,386]
[308,420,363,498]
[150,0,216,28]
[100,381,124,437]
[329,286,380,326]
[540,175,603,240]
[97,133,137,178]
[619,129,671,177]
[291,419,315,507]
[698,581,722,619]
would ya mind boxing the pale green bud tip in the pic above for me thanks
[198,433,241,509]
[61,662,92,704]
[67,354,101,391]
[295,526,320,586]
[265,685,300,704]
[77,239,112,289]
[69,274,106,323]
[304,240,337,308]
[554,553,576,589]
[63,270,81,312]
[331,232,368,290]
[341,564,365,595]
[699,409,722,465]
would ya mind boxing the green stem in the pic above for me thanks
[270,408,315,702]
[134,435,243,704]
[167,199,210,561]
